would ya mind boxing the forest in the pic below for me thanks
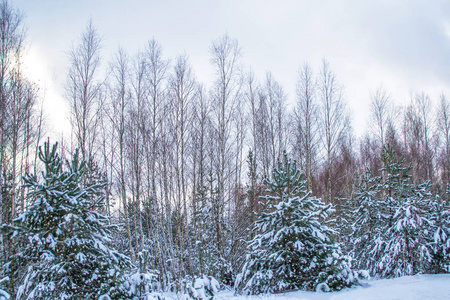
[0,1,449,299]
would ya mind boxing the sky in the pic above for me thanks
[13,0,450,138]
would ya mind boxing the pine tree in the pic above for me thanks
[12,142,130,299]
[350,170,385,275]
[379,180,433,277]
[192,174,222,279]
[236,152,365,294]
[351,146,434,278]
[429,185,450,273]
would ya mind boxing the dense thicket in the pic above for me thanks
[0,1,449,298]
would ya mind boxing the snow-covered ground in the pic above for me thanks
[214,274,450,300]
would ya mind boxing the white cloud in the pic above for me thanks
[22,44,70,136]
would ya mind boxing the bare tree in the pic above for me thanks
[168,54,197,281]
[0,0,24,224]
[415,92,433,182]
[143,38,168,213]
[191,84,210,196]
[142,39,169,285]
[437,94,450,186]
[105,47,136,260]
[246,70,259,165]
[293,63,319,191]
[252,72,287,178]
[66,20,103,161]
[9,69,40,213]
[318,60,349,204]
[264,72,287,170]
[210,34,242,279]
[0,3,47,297]
[402,93,433,184]
[256,88,270,177]
[370,86,392,149]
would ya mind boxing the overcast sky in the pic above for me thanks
[14,0,450,138]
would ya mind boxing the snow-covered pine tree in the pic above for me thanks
[191,173,226,281]
[374,147,435,278]
[351,146,434,278]
[13,142,130,299]
[235,152,365,294]
[192,184,214,278]
[379,180,433,277]
[429,185,450,273]
[350,170,385,275]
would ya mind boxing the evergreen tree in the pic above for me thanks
[429,186,450,273]
[192,174,222,279]
[379,180,433,277]
[236,152,365,294]
[351,146,434,278]
[11,142,130,299]
[350,170,385,274]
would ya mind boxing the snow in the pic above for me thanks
[218,274,450,300]
[129,274,450,300]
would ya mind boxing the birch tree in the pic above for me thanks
[437,94,450,187]
[318,61,348,204]
[293,63,319,192]
[210,34,242,281]
[168,54,197,281]
[106,48,135,260]
[66,20,103,161]
[0,0,24,225]
[370,86,392,149]
[142,39,169,286]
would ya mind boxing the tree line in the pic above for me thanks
[0,1,449,298]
